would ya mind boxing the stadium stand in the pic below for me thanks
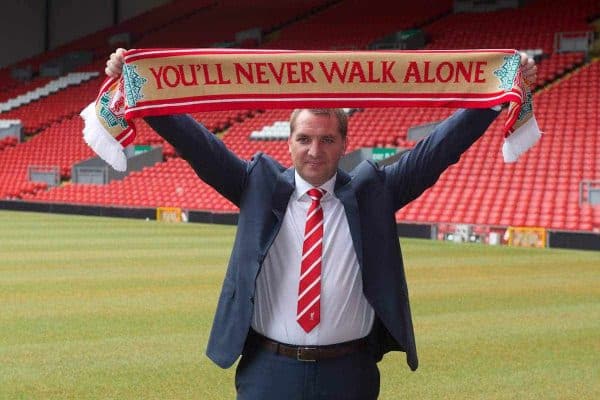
[0,1,214,87]
[0,136,18,152]
[423,0,599,86]
[0,78,53,103]
[261,0,453,50]
[27,156,238,212]
[135,0,335,48]
[0,72,99,113]
[0,115,96,199]
[396,59,600,231]
[1,0,599,234]
[131,109,258,158]
[0,74,105,134]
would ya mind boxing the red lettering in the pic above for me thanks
[319,61,349,83]
[286,62,301,84]
[403,61,422,83]
[300,62,317,83]
[422,61,435,83]
[348,61,366,83]
[234,63,254,84]
[162,66,180,88]
[215,64,231,84]
[255,63,269,84]
[436,62,454,83]
[455,61,473,83]
[177,64,198,86]
[366,61,380,83]
[149,66,164,89]
[474,61,487,83]
[201,64,218,85]
[382,61,396,83]
[267,63,286,84]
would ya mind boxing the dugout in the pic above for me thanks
[72,145,163,184]
[0,119,23,141]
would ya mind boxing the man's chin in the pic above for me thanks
[298,169,333,186]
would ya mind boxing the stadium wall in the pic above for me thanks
[0,199,155,220]
[548,231,600,252]
[2,200,597,252]
[0,2,45,68]
[49,0,171,49]
[0,0,170,68]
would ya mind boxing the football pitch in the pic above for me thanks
[1,210,598,399]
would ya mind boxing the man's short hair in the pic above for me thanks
[289,108,348,140]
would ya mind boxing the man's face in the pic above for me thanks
[288,110,347,186]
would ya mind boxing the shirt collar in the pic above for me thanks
[294,171,337,201]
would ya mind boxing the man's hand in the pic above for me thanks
[519,51,537,88]
[105,48,127,78]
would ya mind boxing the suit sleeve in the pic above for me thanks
[144,114,248,206]
[384,108,500,210]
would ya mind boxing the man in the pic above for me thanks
[106,49,536,399]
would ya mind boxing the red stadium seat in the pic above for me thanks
[1,0,598,233]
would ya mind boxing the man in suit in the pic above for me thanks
[106,49,536,400]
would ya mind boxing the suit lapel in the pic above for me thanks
[334,170,364,269]
[272,167,295,221]
[254,167,294,266]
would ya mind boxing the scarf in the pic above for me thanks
[81,48,541,171]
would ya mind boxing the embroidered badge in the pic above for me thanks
[98,92,128,129]
[122,64,147,108]
[493,54,520,91]
[517,87,533,122]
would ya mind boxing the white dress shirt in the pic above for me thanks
[251,171,375,346]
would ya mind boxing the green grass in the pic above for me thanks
[1,210,599,399]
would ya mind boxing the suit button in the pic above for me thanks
[249,296,255,304]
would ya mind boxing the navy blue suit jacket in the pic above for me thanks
[146,108,499,371]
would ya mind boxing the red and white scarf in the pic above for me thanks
[81,48,541,171]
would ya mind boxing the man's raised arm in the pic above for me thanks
[105,49,248,206]
[384,52,537,210]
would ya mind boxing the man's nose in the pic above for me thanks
[308,141,320,157]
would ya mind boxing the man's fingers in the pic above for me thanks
[108,55,124,69]
[105,65,121,78]
[518,52,537,87]
[519,51,527,65]
[110,52,124,64]
[525,61,537,78]
[104,48,128,78]
[105,62,123,78]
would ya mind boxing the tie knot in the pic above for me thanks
[307,188,324,202]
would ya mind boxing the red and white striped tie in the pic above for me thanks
[297,188,325,333]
